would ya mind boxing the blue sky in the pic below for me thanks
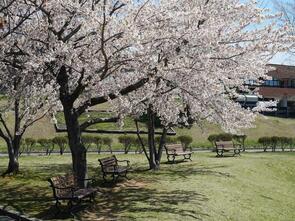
[256,0,295,65]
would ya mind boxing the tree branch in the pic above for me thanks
[76,77,149,116]
[0,114,12,140]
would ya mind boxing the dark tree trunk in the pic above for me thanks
[147,106,159,170]
[155,128,167,165]
[2,137,21,176]
[57,66,87,187]
[63,103,87,187]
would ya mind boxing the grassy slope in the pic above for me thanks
[0,152,294,220]
[1,114,295,151]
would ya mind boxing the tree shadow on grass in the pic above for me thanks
[0,164,75,219]
[132,163,233,182]
[0,162,216,221]
[74,180,210,221]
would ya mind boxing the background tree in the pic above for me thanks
[109,0,290,169]
[0,0,55,176]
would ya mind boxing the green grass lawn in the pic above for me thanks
[0,152,294,220]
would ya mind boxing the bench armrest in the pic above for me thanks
[169,149,177,154]
[234,143,242,149]
[117,160,130,167]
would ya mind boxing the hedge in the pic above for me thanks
[258,136,294,152]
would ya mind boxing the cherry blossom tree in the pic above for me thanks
[0,0,55,175]
[1,0,290,178]
[108,0,290,169]
[1,0,150,184]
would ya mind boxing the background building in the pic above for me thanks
[238,64,295,117]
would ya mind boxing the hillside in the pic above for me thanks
[0,114,294,151]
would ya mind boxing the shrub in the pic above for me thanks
[93,136,103,153]
[20,138,37,155]
[270,136,280,152]
[134,136,148,153]
[118,135,137,154]
[260,136,295,152]
[81,135,95,151]
[177,135,193,151]
[232,135,247,151]
[102,137,113,153]
[208,133,232,142]
[217,133,232,141]
[208,134,219,145]
[258,137,270,152]
[52,136,68,155]
[208,133,233,150]
[140,136,148,146]
[277,137,293,152]
[38,138,54,155]
[166,136,177,144]
[155,136,177,145]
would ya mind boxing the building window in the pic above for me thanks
[264,79,281,87]
[287,79,295,88]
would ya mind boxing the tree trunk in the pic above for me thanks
[2,137,20,176]
[63,104,87,187]
[147,106,159,170]
[155,128,167,165]
[57,66,87,187]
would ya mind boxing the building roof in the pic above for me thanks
[267,64,295,79]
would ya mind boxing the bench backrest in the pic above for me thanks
[215,141,234,150]
[48,174,76,198]
[165,144,183,154]
[98,156,118,170]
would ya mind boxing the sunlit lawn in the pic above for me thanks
[0,152,294,221]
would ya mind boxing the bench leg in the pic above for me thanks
[55,200,61,210]
[216,149,223,157]
[184,154,192,161]
[67,200,73,209]
[234,149,241,157]
[167,155,174,163]
[124,170,129,179]
[103,173,107,182]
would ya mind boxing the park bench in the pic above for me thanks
[165,144,192,163]
[98,155,130,182]
[48,174,97,209]
[215,141,242,157]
